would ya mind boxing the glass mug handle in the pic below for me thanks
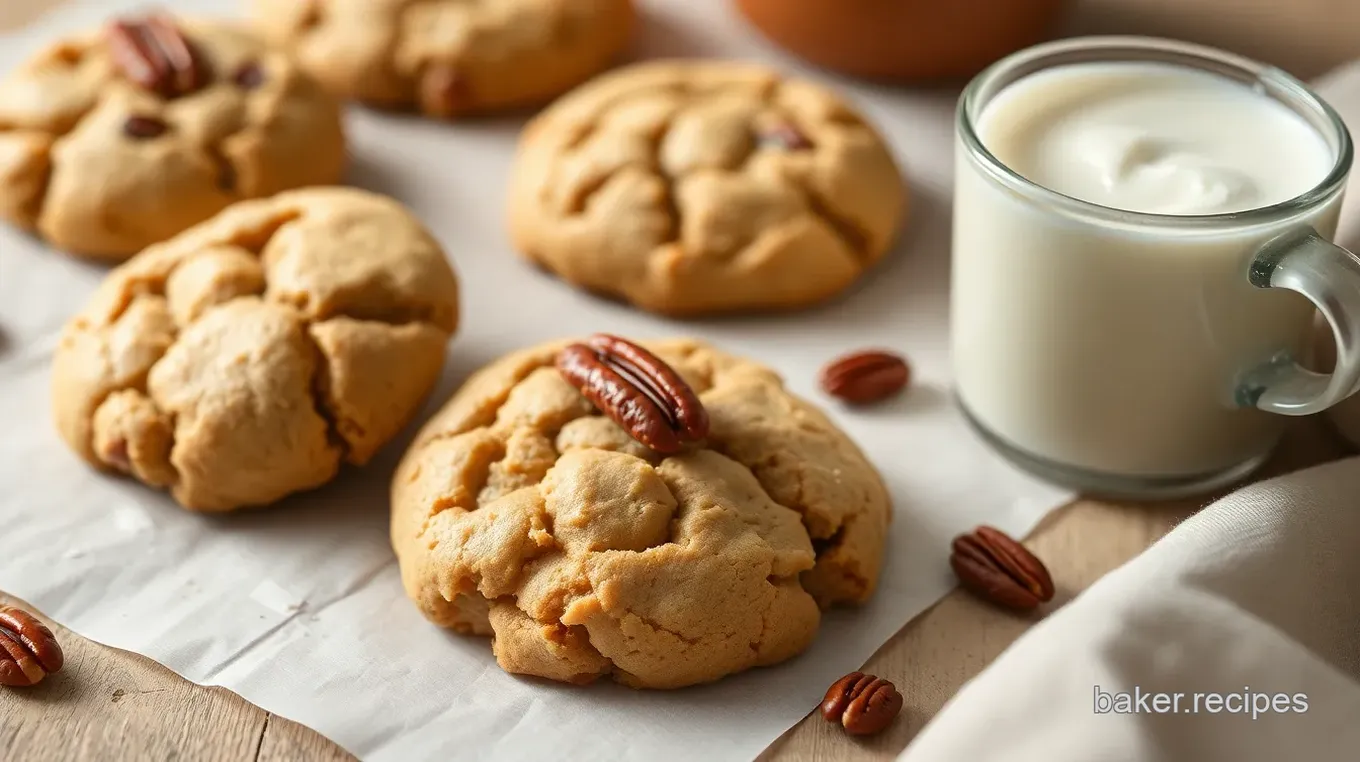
[1237,227,1360,415]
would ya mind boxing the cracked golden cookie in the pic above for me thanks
[250,0,634,119]
[52,187,460,512]
[0,14,346,260]
[391,336,890,688]
[507,61,907,316]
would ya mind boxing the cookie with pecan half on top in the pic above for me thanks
[391,335,890,688]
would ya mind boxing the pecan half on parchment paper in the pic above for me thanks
[107,14,209,98]
[556,334,710,454]
[819,349,910,404]
[0,606,64,688]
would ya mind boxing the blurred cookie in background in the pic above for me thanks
[508,60,907,316]
[251,0,634,119]
[0,14,346,260]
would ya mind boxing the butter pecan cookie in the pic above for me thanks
[0,15,346,260]
[251,0,634,119]
[52,188,460,513]
[508,61,907,315]
[391,337,890,688]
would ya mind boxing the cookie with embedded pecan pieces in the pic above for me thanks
[251,0,634,118]
[391,337,890,688]
[508,61,907,315]
[52,188,460,512]
[0,15,346,260]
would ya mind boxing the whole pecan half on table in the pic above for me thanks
[107,14,210,98]
[0,606,64,687]
[556,334,709,454]
[951,525,1055,612]
[821,671,903,736]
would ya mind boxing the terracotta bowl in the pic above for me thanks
[734,0,1068,81]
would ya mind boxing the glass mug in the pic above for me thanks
[952,37,1360,499]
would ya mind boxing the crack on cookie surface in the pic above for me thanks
[82,302,181,478]
[478,427,561,507]
[273,289,447,329]
[202,140,239,197]
[811,525,846,558]
[214,208,304,256]
[301,325,353,462]
[624,611,703,648]
[93,211,297,326]
[793,174,871,259]
[92,389,180,487]
[651,118,682,245]
[417,430,508,528]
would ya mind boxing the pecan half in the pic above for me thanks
[0,606,64,688]
[122,114,169,140]
[821,671,902,736]
[819,350,910,404]
[107,15,209,98]
[556,334,709,454]
[951,526,1055,612]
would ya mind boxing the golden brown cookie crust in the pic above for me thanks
[391,338,890,688]
[52,187,460,513]
[251,0,634,118]
[507,60,908,316]
[0,19,347,260]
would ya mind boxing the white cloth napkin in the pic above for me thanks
[902,61,1360,762]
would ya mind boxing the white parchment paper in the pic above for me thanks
[0,1,1072,759]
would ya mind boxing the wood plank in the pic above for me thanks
[0,590,353,762]
[0,593,269,762]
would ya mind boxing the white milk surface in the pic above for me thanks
[982,63,1332,214]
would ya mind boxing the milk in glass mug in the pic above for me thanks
[952,37,1360,498]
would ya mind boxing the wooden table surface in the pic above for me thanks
[3,1,1359,760]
